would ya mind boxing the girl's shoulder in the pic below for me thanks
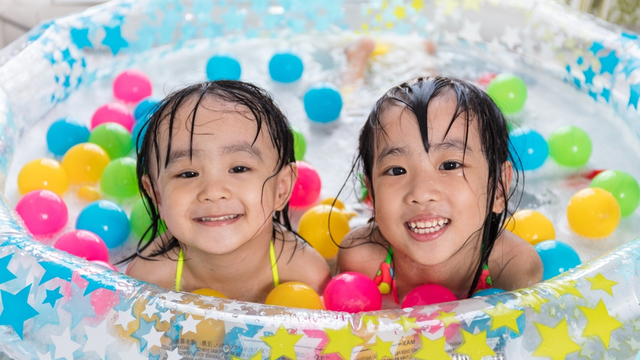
[488,229,543,291]
[126,238,180,290]
[337,223,390,279]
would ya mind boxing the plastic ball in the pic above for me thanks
[54,230,109,262]
[547,125,592,167]
[297,205,350,259]
[134,97,160,121]
[17,158,69,195]
[92,260,119,271]
[269,52,304,83]
[486,74,527,115]
[100,158,138,201]
[47,117,90,156]
[193,288,227,298]
[130,197,166,241]
[15,190,68,236]
[61,143,111,184]
[290,161,322,208]
[303,83,342,123]
[472,288,506,297]
[401,284,457,308]
[590,170,640,217]
[76,200,130,249]
[567,187,620,238]
[88,123,133,160]
[77,185,101,202]
[90,103,134,131]
[318,197,346,210]
[509,127,548,171]
[504,209,555,245]
[323,272,382,313]
[206,54,241,81]
[291,126,306,160]
[265,282,324,310]
[132,118,149,152]
[113,69,153,103]
[534,240,581,280]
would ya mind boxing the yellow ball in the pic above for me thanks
[192,288,227,298]
[319,197,345,210]
[504,209,555,245]
[77,185,101,202]
[17,158,68,195]
[265,282,324,310]
[298,205,351,259]
[567,187,621,239]
[61,143,110,184]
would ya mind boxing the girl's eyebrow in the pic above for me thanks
[376,145,408,164]
[167,148,203,164]
[430,138,473,153]
[221,142,264,161]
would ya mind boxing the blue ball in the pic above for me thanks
[206,55,241,81]
[47,117,90,156]
[269,52,303,83]
[303,83,343,123]
[534,240,581,280]
[134,97,160,121]
[509,127,549,171]
[132,119,148,152]
[76,200,130,249]
[472,288,506,297]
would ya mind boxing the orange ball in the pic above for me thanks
[192,288,227,298]
[297,205,351,259]
[17,158,68,195]
[61,143,110,184]
[265,282,324,310]
[504,209,555,245]
[567,188,620,239]
[77,185,101,202]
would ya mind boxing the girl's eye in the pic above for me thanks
[178,171,198,178]
[440,161,462,171]
[230,166,250,173]
[384,167,406,176]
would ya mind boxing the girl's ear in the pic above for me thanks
[275,162,297,211]
[492,161,513,214]
[142,175,162,208]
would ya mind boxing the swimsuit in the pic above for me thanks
[174,241,280,292]
[373,247,493,303]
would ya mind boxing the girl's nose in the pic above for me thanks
[405,170,442,204]
[197,179,231,202]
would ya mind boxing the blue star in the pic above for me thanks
[0,285,39,340]
[102,25,129,55]
[80,272,117,296]
[149,353,161,360]
[62,75,71,88]
[576,56,583,65]
[600,50,620,75]
[573,78,581,89]
[590,41,605,55]
[616,257,639,282]
[188,341,199,357]
[620,32,639,46]
[70,28,92,49]
[629,83,640,109]
[42,286,63,307]
[165,313,185,341]
[114,291,132,312]
[565,65,571,73]
[38,261,73,286]
[601,87,611,102]
[223,324,263,355]
[4,262,34,294]
[44,52,56,65]
[131,317,157,351]
[583,66,595,84]
[623,57,640,79]
[32,292,60,332]
[0,254,16,285]
[60,281,95,329]
[60,48,76,68]
[588,90,598,101]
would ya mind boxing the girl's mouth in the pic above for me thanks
[405,218,450,235]
[196,214,240,222]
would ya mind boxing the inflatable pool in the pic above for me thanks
[1,0,640,359]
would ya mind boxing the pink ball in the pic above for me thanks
[91,103,134,131]
[113,69,153,103]
[54,230,109,262]
[290,161,322,208]
[91,260,119,272]
[401,284,457,308]
[15,190,68,236]
[323,272,382,313]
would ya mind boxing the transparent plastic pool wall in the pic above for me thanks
[0,0,639,359]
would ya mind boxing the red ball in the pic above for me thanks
[323,272,382,313]
[54,230,109,262]
[401,284,457,308]
[113,69,153,103]
[91,103,134,131]
[290,161,321,209]
[15,189,68,236]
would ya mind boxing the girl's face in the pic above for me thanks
[370,95,506,267]
[144,97,293,256]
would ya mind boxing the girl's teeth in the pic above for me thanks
[201,215,238,221]
[408,219,449,234]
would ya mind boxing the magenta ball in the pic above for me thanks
[91,260,119,271]
[323,272,382,313]
[54,230,109,262]
[15,190,68,236]
[290,161,321,208]
[91,103,134,131]
[113,69,153,103]
[401,284,457,308]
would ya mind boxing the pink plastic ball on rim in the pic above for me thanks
[54,230,109,262]
[290,161,322,208]
[15,190,68,236]
[113,69,153,103]
[91,260,119,271]
[401,284,458,308]
[323,272,382,313]
[90,103,134,131]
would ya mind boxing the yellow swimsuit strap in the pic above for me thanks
[175,247,184,292]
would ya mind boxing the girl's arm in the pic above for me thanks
[337,225,388,279]
[490,230,544,291]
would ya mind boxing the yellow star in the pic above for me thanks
[544,280,584,299]
[411,0,424,12]
[398,315,420,333]
[517,291,549,313]
[361,314,379,327]
[260,325,303,360]
[393,6,406,19]
[231,350,263,360]
[436,0,460,15]
[412,334,452,360]
[462,0,480,11]
[322,326,365,360]
[453,330,496,360]
[584,273,618,296]
[578,299,623,349]
[435,310,460,328]
[481,302,524,335]
[367,336,394,360]
[532,319,581,360]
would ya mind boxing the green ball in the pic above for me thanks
[547,125,592,167]
[292,126,307,160]
[89,123,133,160]
[100,157,138,201]
[486,74,528,115]
[590,170,640,217]
[130,197,166,241]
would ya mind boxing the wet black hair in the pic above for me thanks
[354,76,521,298]
[120,80,296,264]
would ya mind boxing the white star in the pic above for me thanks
[204,308,219,321]
[441,30,458,45]
[142,326,165,350]
[626,337,640,350]
[115,309,137,330]
[224,301,245,312]
[458,20,483,44]
[118,342,148,360]
[159,309,174,323]
[166,348,183,360]
[500,26,521,50]
[552,33,566,49]
[179,314,200,336]
[51,328,81,360]
[37,352,52,360]
[539,42,555,59]
[142,303,158,319]
[609,337,621,350]
[162,292,184,302]
[84,320,116,359]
